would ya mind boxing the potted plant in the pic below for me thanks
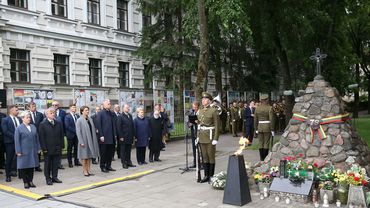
[319,181,335,203]
[254,166,278,193]
[332,169,349,205]
[346,164,368,207]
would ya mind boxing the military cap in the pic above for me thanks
[260,94,269,100]
[202,92,213,100]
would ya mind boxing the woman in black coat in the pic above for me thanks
[149,110,163,162]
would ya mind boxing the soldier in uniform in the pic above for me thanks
[197,92,220,183]
[254,94,275,161]
[230,101,239,137]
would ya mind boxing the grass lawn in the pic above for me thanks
[355,117,370,147]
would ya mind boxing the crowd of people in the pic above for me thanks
[0,100,169,189]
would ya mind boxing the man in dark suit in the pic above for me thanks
[91,106,101,165]
[117,104,136,169]
[64,104,81,168]
[39,108,64,185]
[1,105,21,182]
[96,99,116,173]
[52,101,66,170]
[188,101,199,168]
[0,106,7,172]
[26,102,44,172]
[113,104,121,160]
[244,100,256,145]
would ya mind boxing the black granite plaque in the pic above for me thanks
[270,178,313,196]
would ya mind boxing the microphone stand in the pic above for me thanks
[180,124,195,174]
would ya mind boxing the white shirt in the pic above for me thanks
[26,125,31,132]
[70,112,77,122]
[10,115,20,127]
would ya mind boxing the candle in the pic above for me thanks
[260,194,264,200]
[314,202,319,208]
[285,197,290,204]
[263,187,268,197]
[336,199,341,207]
[275,196,280,202]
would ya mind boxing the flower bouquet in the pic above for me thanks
[346,164,368,207]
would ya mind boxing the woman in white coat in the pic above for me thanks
[76,106,99,176]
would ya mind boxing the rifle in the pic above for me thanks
[196,142,203,182]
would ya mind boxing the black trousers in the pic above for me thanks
[0,139,5,168]
[190,126,197,165]
[149,150,160,161]
[67,136,79,165]
[115,138,121,159]
[19,168,34,183]
[120,143,132,165]
[100,144,114,169]
[5,143,16,177]
[136,147,146,163]
[245,125,254,143]
[44,154,60,180]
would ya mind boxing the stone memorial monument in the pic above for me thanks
[263,48,370,173]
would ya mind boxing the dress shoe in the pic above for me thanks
[75,162,82,166]
[24,183,30,189]
[154,159,162,162]
[149,159,154,163]
[189,164,196,168]
[35,167,42,172]
[52,178,62,183]
[69,164,74,168]
[58,165,65,170]
[5,177,11,182]
[142,161,148,165]
[88,173,95,176]
[92,160,98,165]
[128,163,136,167]
[29,182,36,188]
[138,162,143,165]
[122,164,128,169]
[46,180,53,185]
[106,167,116,171]
[84,173,90,177]
[101,168,109,173]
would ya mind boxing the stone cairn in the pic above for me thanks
[261,75,370,173]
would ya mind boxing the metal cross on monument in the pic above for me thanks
[309,48,327,76]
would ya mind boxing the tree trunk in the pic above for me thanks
[353,63,360,118]
[195,0,209,99]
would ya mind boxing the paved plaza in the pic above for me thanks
[0,134,340,208]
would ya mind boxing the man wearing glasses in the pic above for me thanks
[52,101,66,170]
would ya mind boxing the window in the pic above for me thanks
[89,59,101,86]
[54,54,69,85]
[142,2,151,28]
[117,0,128,31]
[87,0,100,25]
[10,49,30,82]
[51,0,67,17]
[118,62,129,88]
[143,65,152,89]
[8,0,27,9]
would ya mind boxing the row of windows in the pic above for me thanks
[10,49,130,88]
[7,0,152,30]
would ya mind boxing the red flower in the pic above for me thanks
[348,173,355,177]
[299,153,303,158]
[362,180,368,186]
[292,157,296,161]
[354,177,360,181]
[313,163,318,167]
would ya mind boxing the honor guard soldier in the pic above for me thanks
[197,92,220,183]
[254,94,275,161]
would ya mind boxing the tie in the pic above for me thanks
[13,117,18,128]
[50,120,55,125]
[74,114,77,122]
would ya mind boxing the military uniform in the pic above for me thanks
[197,92,220,183]
[254,94,275,161]
[230,105,239,137]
